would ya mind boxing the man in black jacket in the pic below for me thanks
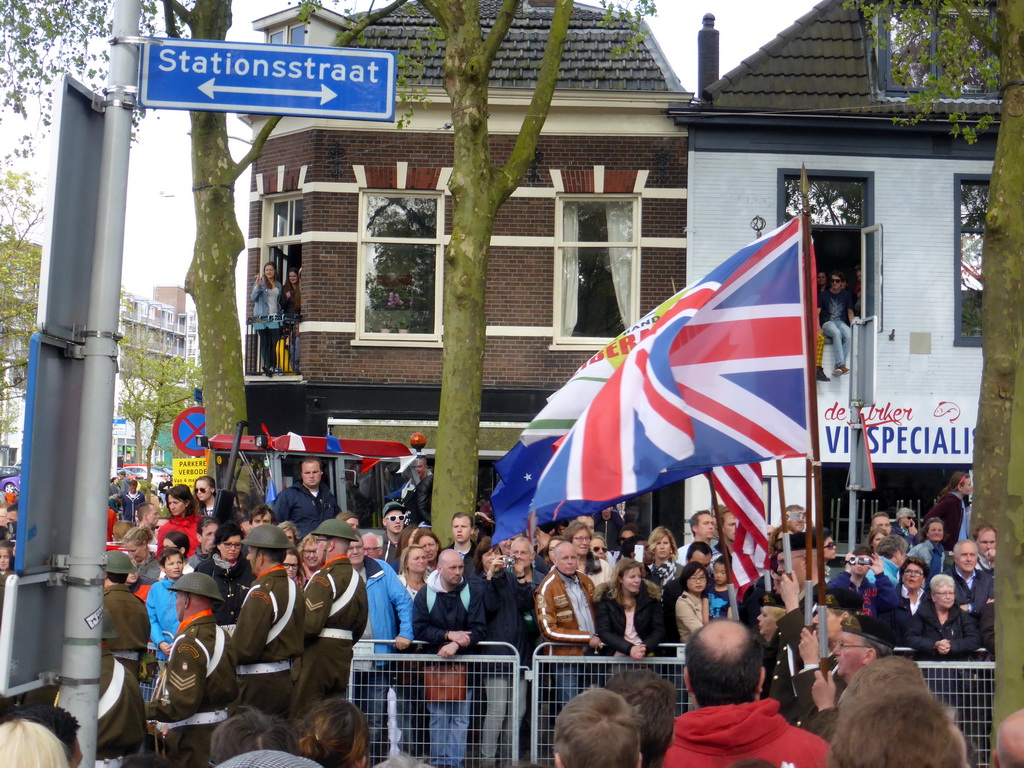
[413,549,486,768]
[273,458,340,538]
[945,538,994,620]
[407,457,433,527]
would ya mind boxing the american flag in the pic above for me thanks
[532,218,809,512]
[712,463,769,590]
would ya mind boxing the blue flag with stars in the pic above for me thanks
[490,438,557,543]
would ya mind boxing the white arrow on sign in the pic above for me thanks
[197,78,337,105]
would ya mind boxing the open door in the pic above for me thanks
[860,224,883,330]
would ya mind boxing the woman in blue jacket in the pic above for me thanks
[145,547,184,661]
[251,261,282,374]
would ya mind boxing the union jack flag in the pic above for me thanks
[712,463,769,592]
[532,218,810,512]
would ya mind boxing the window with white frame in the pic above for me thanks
[266,197,303,288]
[956,177,987,344]
[359,193,442,337]
[556,197,639,340]
[267,24,306,46]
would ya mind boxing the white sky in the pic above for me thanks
[1,0,821,309]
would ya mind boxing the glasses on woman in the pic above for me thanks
[824,541,837,549]
[904,569,924,578]
[194,486,211,494]
[283,563,299,570]
[592,546,607,554]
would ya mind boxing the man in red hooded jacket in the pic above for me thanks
[663,620,828,768]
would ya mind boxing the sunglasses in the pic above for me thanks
[830,278,842,283]
[385,515,406,522]
[846,557,872,566]
[592,546,607,553]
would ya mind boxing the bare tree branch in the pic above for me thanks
[161,0,192,36]
[496,0,573,200]
[945,0,999,56]
[228,116,282,181]
[480,0,519,68]
[338,0,412,46]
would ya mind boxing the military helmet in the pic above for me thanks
[242,524,292,550]
[105,550,135,575]
[310,519,359,542]
[168,571,224,602]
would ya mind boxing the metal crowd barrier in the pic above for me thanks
[134,637,996,767]
[348,639,523,766]
[530,643,688,766]
[917,660,995,767]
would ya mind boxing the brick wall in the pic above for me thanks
[247,127,688,392]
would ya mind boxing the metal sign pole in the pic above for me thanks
[57,0,139,761]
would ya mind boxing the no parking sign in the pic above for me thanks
[172,406,207,457]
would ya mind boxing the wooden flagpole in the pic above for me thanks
[800,166,830,666]
[706,474,740,619]
[777,459,792,574]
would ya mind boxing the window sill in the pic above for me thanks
[350,336,444,348]
[548,338,612,353]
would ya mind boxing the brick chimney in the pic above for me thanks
[697,13,720,100]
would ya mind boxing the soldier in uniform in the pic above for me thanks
[292,518,367,718]
[146,572,238,768]
[768,585,863,728]
[234,524,305,716]
[97,611,147,764]
[104,550,151,679]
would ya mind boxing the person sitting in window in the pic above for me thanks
[819,269,855,378]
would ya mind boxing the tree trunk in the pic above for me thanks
[977,0,1024,732]
[183,1,247,438]
[430,12,500,540]
[427,0,573,540]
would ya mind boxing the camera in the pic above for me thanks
[502,556,516,567]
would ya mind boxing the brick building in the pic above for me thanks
[244,1,689,507]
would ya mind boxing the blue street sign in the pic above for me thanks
[139,38,397,121]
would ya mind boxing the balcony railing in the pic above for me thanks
[245,315,301,376]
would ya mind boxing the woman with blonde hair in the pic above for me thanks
[398,543,429,597]
[647,526,683,587]
[298,532,323,584]
[278,520,300,546]
[594,557,664,658]
[0,719,71,768]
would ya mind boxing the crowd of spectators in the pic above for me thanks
[0,465,1005,768]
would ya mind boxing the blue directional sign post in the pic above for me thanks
[139,38,397,121]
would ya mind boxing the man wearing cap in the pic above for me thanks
[808,614,896,729]
[769,585,863,727]
[380,501,407,563]
[146,572,239,768]
[233,524,305,717]
[104,550,150,679]
[293,518,368,717]
[97,611,147,766]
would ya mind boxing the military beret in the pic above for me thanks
[786,532,818,552]
[824,587,864,613]
[841,614,897,648]
[761,592,786,609]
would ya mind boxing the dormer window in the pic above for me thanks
[268,24,307,46]
[877,7,997,96]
